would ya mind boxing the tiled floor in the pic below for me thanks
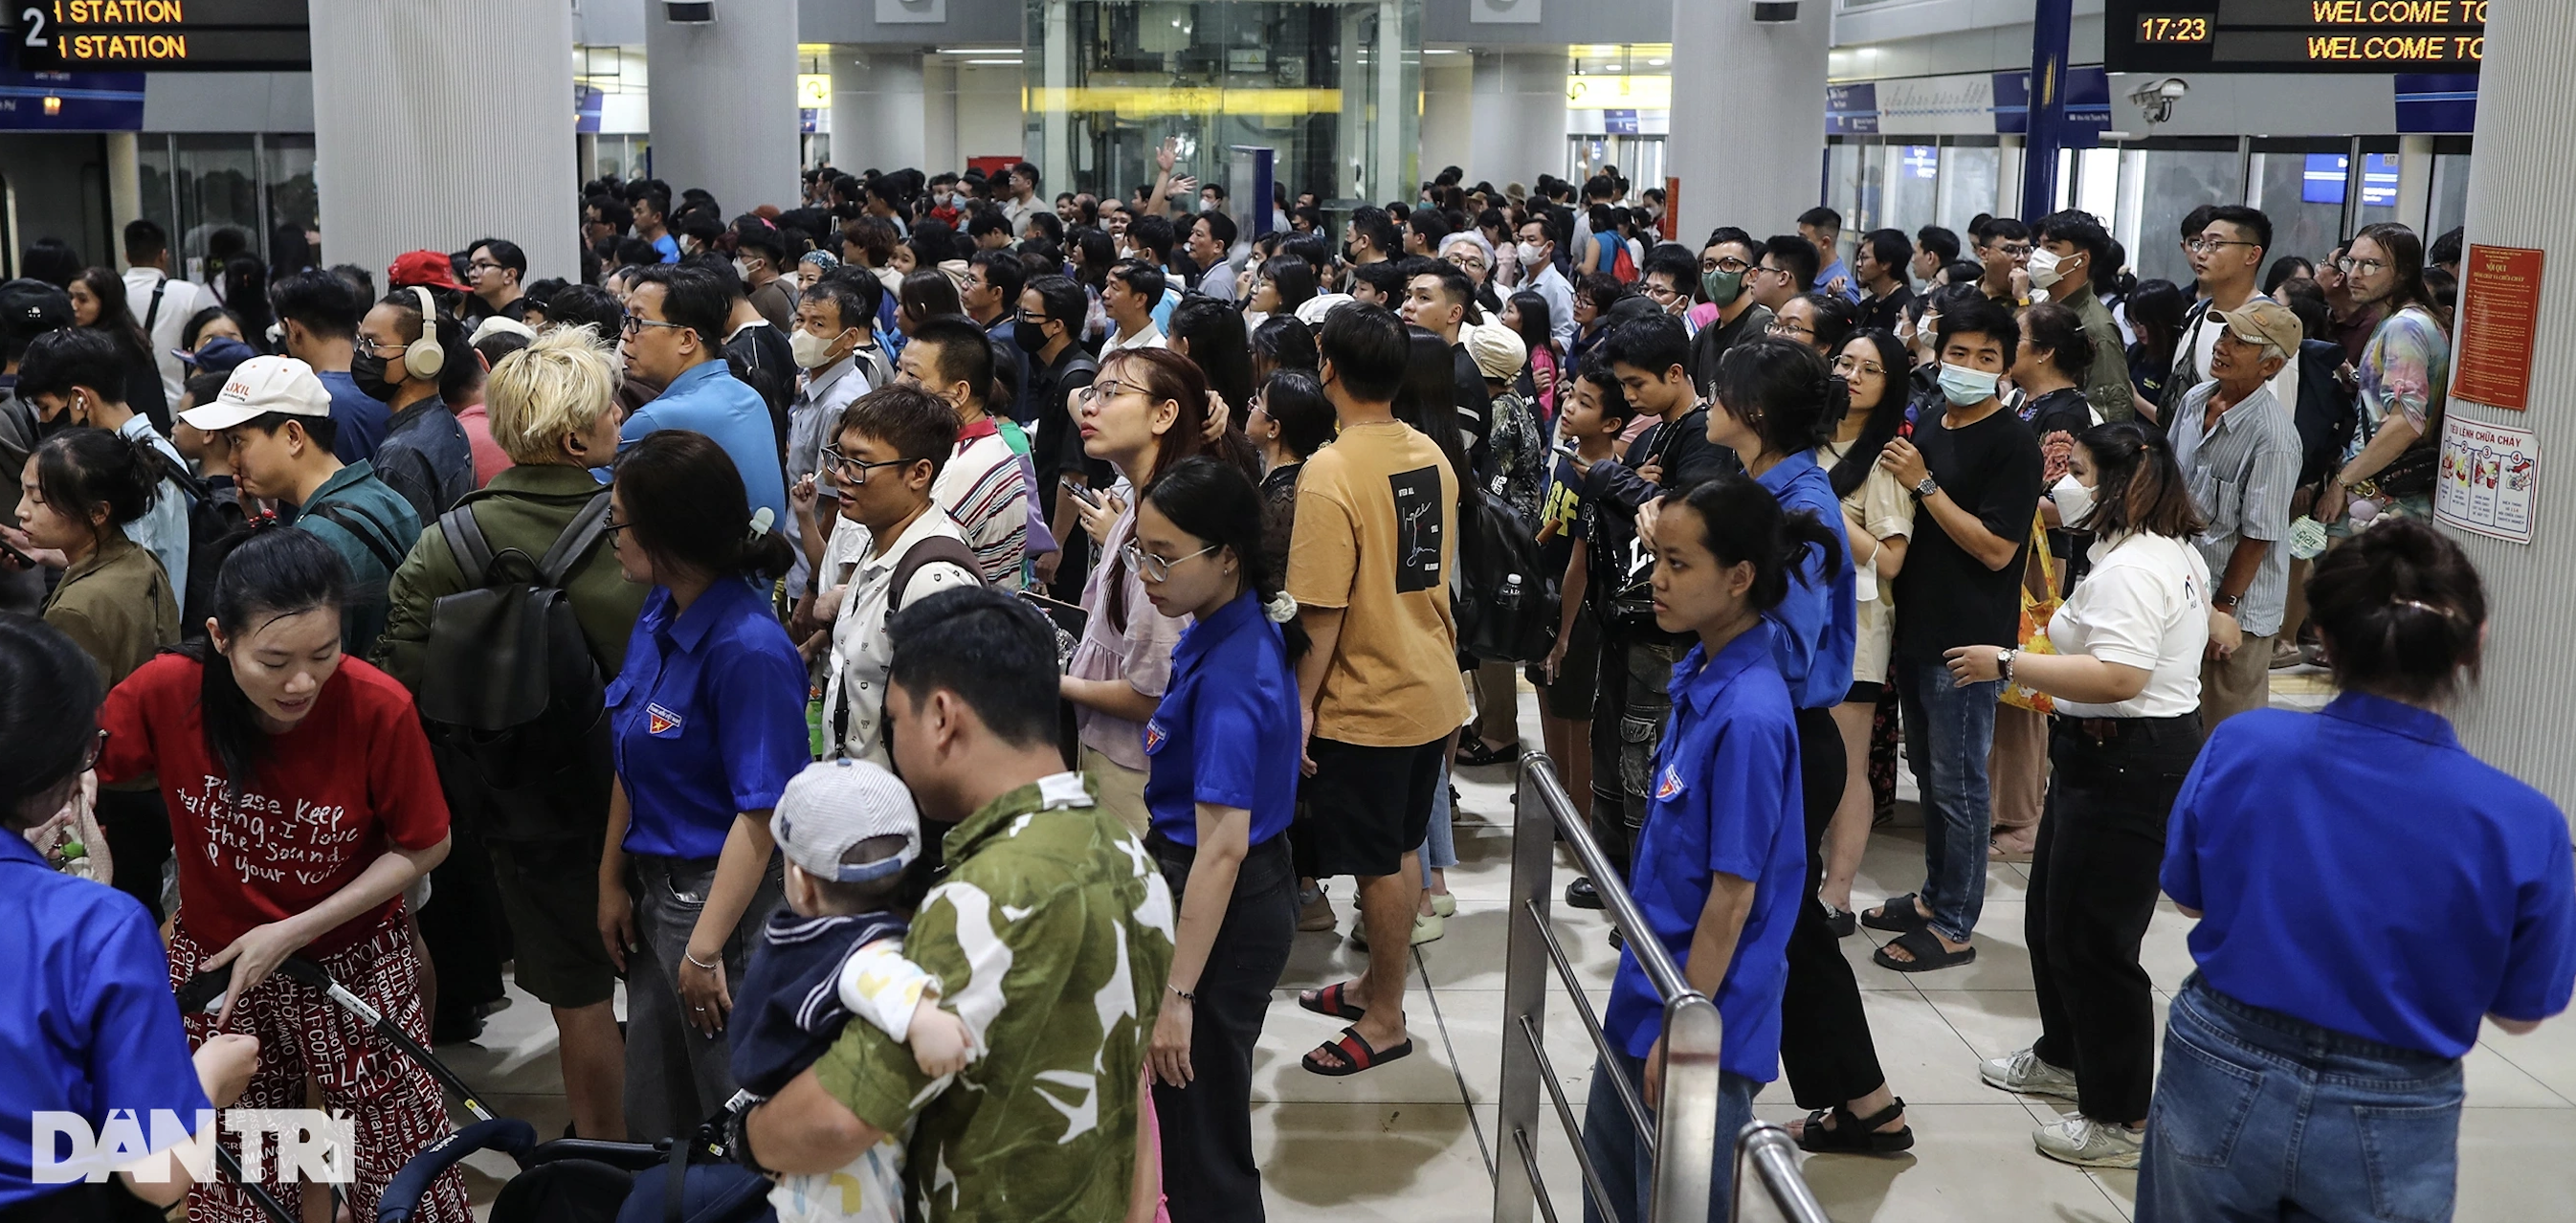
[432,666,2576,1220]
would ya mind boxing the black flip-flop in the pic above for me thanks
[1297,981,1366,1021]
[1302,1025,1414,1077]
[1454,738,1521,768]
[1860,893,1933,934]
[1873,927,1976,973]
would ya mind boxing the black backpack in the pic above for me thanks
[2292,339,2362,491]
[417,492,616,839]
[1453,485,1559,665]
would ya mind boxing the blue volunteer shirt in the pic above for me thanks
[1142,590,1300,849]
[1754,450,1857,710]
[653,233,682,264]
[609,577,811,859]
[1601,625,1806,1082]
[620,360,791,530]
[0,834,212,1206]
[2162,693,2576,1057]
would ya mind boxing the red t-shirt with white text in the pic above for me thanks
[97,654,451,954]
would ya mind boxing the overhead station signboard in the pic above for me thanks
[11,0,310,72]
[2106,0,2484,74]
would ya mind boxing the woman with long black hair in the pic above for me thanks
[1503,290,1563,419]
[1135,456,1309,1221]
[1694,336,1912,1156]
[596,429,808,1143]
[1817,331,1915,931]
[67,267,173,431]
[94,527,468,1222]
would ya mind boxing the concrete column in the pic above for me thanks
[1669,0,1830,242]
[645,0,800,213]
[829,48,927,176]
[2397,133,2435,233]
[1467,49,1564,194]
[105,132,141,265]
[309,1,577,283]
[1421,61,1475,184]
[923,58,961,180]
[2438,2,2576,810]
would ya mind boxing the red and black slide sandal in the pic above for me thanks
[1297,981,1366,1020]
[1303,1026,1414,1077]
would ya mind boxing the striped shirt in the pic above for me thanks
[930,419,1030,586]
[2169,379,2302,638]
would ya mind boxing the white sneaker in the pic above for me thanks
[2032,1116,2143,1169]
[1979,1046,2079,1101]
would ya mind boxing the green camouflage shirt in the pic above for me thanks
[2069,286,2139,425]
[814,771,1175,1221]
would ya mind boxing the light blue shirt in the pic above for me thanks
[620,359,790,529]
[115,415,189,599]
[1816,257,1863,303]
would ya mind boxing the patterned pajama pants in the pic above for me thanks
[167,917,472,1223]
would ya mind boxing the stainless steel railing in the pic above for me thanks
[1491,752,1830,1223]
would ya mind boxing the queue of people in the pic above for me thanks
[0,152,2565,1223]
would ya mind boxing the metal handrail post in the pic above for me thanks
[1730,1122,1832,1223]
[1648,994,1724,1222]
[1493,752,1563,1223]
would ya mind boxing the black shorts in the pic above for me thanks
[1301,737,1446,878]
[1531,608,1602,722]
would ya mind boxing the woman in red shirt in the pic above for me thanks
[94,527,467,1223]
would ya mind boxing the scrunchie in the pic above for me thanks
[1263,589,1299,623]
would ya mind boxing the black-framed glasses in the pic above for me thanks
[1121,540,1216,583]
[604,517,632,543]
[621,315,687,337]
[467,260,506,274]
[80,726,106,771]
[1700,256,1751,275]
[820,444,914,485]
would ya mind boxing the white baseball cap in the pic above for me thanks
[768,759,923,885]
[177,354,334,432]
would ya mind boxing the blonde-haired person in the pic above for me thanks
[372,323,646,1141]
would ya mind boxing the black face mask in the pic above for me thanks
[1011,320,1052,354]
[349,350,398,402]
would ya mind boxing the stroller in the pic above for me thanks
[177,957,775,1223]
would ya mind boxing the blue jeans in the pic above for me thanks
[1899,660,2000,944]
[2140,976,2465,1223]
[1580,1048,1759,1223]
[1419,761,1457,887]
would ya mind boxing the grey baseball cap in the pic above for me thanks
[768,759,922,884]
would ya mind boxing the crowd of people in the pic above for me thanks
[0,150,2567,1223]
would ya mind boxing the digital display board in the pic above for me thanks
[10,1,309,73]
[2106,0,2484,74]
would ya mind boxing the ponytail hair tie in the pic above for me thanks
[747,507,775,541]
[2393,598,2459,620]
[1263,589,1299,623]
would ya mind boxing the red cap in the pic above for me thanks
[387,249,467,293]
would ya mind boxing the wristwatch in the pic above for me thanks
[1996,648,2016,685]
[2213,591,2242,611]
[1912,476,1940,500]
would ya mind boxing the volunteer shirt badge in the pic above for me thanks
[1654,764,1685,802]
[1143,721,1167,754]
[647,703,683,735]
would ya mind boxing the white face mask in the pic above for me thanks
[1517,241,1546,268]
[735,257,760,282]
[2051,474,2096,529]
[2027,247,2075,291]
[789,327,848,369]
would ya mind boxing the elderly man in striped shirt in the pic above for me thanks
[2167,299,2306,730]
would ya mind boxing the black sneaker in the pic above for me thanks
[1565,877,1606,910]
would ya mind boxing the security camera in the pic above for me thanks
[1753,0,1798,21]
[2129,78,2188,125]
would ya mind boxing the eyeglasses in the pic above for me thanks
[820,444,914,484]
[467,260,505,274]
[1642,282,1681,301]
[79,726,106,772]
[1016,310,1055,329]
[1992,243,2034,258]
[356,335,411,358]
[621,315,687,337]
[604,517,632,543]
[1832,356,1887,380]
[2185,237,2256,255]
[1077,378,1137,406]
[1699,256,1751,275]
[2334,256,2389,276]
[1121,540,1216,582]
[1767,319,1815,340]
